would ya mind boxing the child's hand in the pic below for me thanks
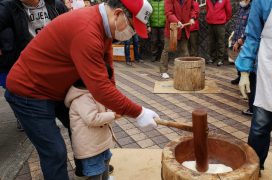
[115,113,122,119]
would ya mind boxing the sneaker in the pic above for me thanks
[126,61,132,66]
[217,61,224,66]
[242,109,253,116]
[17,120,24,132]
[109,164,114,174]
[231,77,240,85]
[108,176,114,180]
[136,59,144,63]
[161,73,170,79]
[206,60,213,64]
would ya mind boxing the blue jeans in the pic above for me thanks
[0,72,8,88]
[4,90,82,180]
[81,149,112,177]
[124,35,141,62]
[248,106,272,169]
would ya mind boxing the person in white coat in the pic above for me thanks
[235,0,272,174]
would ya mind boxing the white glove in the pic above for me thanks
[136,107,158,128]
[239,72,250,99]
[177,21,184,29]
[189,18,195,25]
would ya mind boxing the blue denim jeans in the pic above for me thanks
[248,106,272,169]
[124,35,141,62]
[4,90,80,180]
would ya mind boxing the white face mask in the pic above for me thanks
[114,14,135,41]
[239,1,248,7]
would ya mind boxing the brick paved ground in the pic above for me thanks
[14,61,266,180]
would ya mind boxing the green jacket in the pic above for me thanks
[149,0,166,28]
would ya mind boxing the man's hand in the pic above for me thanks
[115,113,122,119]
[233,42,240,52]
[237,38,244,46]
[189,18,195,25]
[177,21,184,29]
[136,107,158,128]
[239,72,250,99]
[147,27,151,33]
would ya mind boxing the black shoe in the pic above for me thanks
[231,77,240,85]
[17,120,24,132]
[151,56,160,62]
[109,164,114,174]
[242,109,253,116]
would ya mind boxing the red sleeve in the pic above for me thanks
[165,0,179,23]
[194,2,200,19]
[190,0,197,20]
[70,30,142,118]
[225,0,232,22]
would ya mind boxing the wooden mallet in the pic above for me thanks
[169,22,192,52]
[155,109,209,172]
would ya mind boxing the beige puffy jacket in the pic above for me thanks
[64,86,115,159]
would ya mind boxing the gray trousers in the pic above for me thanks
[160,31,189,73]
[208,24,226,63]
[188,30,199,57]
[151,27,165,61]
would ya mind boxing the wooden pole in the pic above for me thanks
[155,119,193,132]
[192,109,208,172]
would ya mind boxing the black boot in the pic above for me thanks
[231,76,240,85]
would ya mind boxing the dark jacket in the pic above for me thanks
[0,0,68,72]
[231,3,251,46]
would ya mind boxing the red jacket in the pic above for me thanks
[190,1,200,32]
[6,6,142,118]
[164,0,197,40]
[206,0,232,25]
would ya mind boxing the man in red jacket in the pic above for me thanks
[206,0,232,66]
[4,0,159,179]
[159,0,197,79]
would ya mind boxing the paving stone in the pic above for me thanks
[137,139,155,148]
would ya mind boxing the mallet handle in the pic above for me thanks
[155,119,193,132]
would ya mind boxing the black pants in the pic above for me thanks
[248,72,256,112]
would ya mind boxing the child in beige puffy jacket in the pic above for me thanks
[64,65,120,180]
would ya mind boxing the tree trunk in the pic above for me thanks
[173,57,205,91]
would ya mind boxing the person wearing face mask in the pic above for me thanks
[235,0,272,176]
[228,0,252,116]
[0,0,67,131]
[229,0,251,85]
[3,0,159,179]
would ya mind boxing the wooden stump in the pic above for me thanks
[173,57,205,91]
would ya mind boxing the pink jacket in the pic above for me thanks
[64,86,116,159]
